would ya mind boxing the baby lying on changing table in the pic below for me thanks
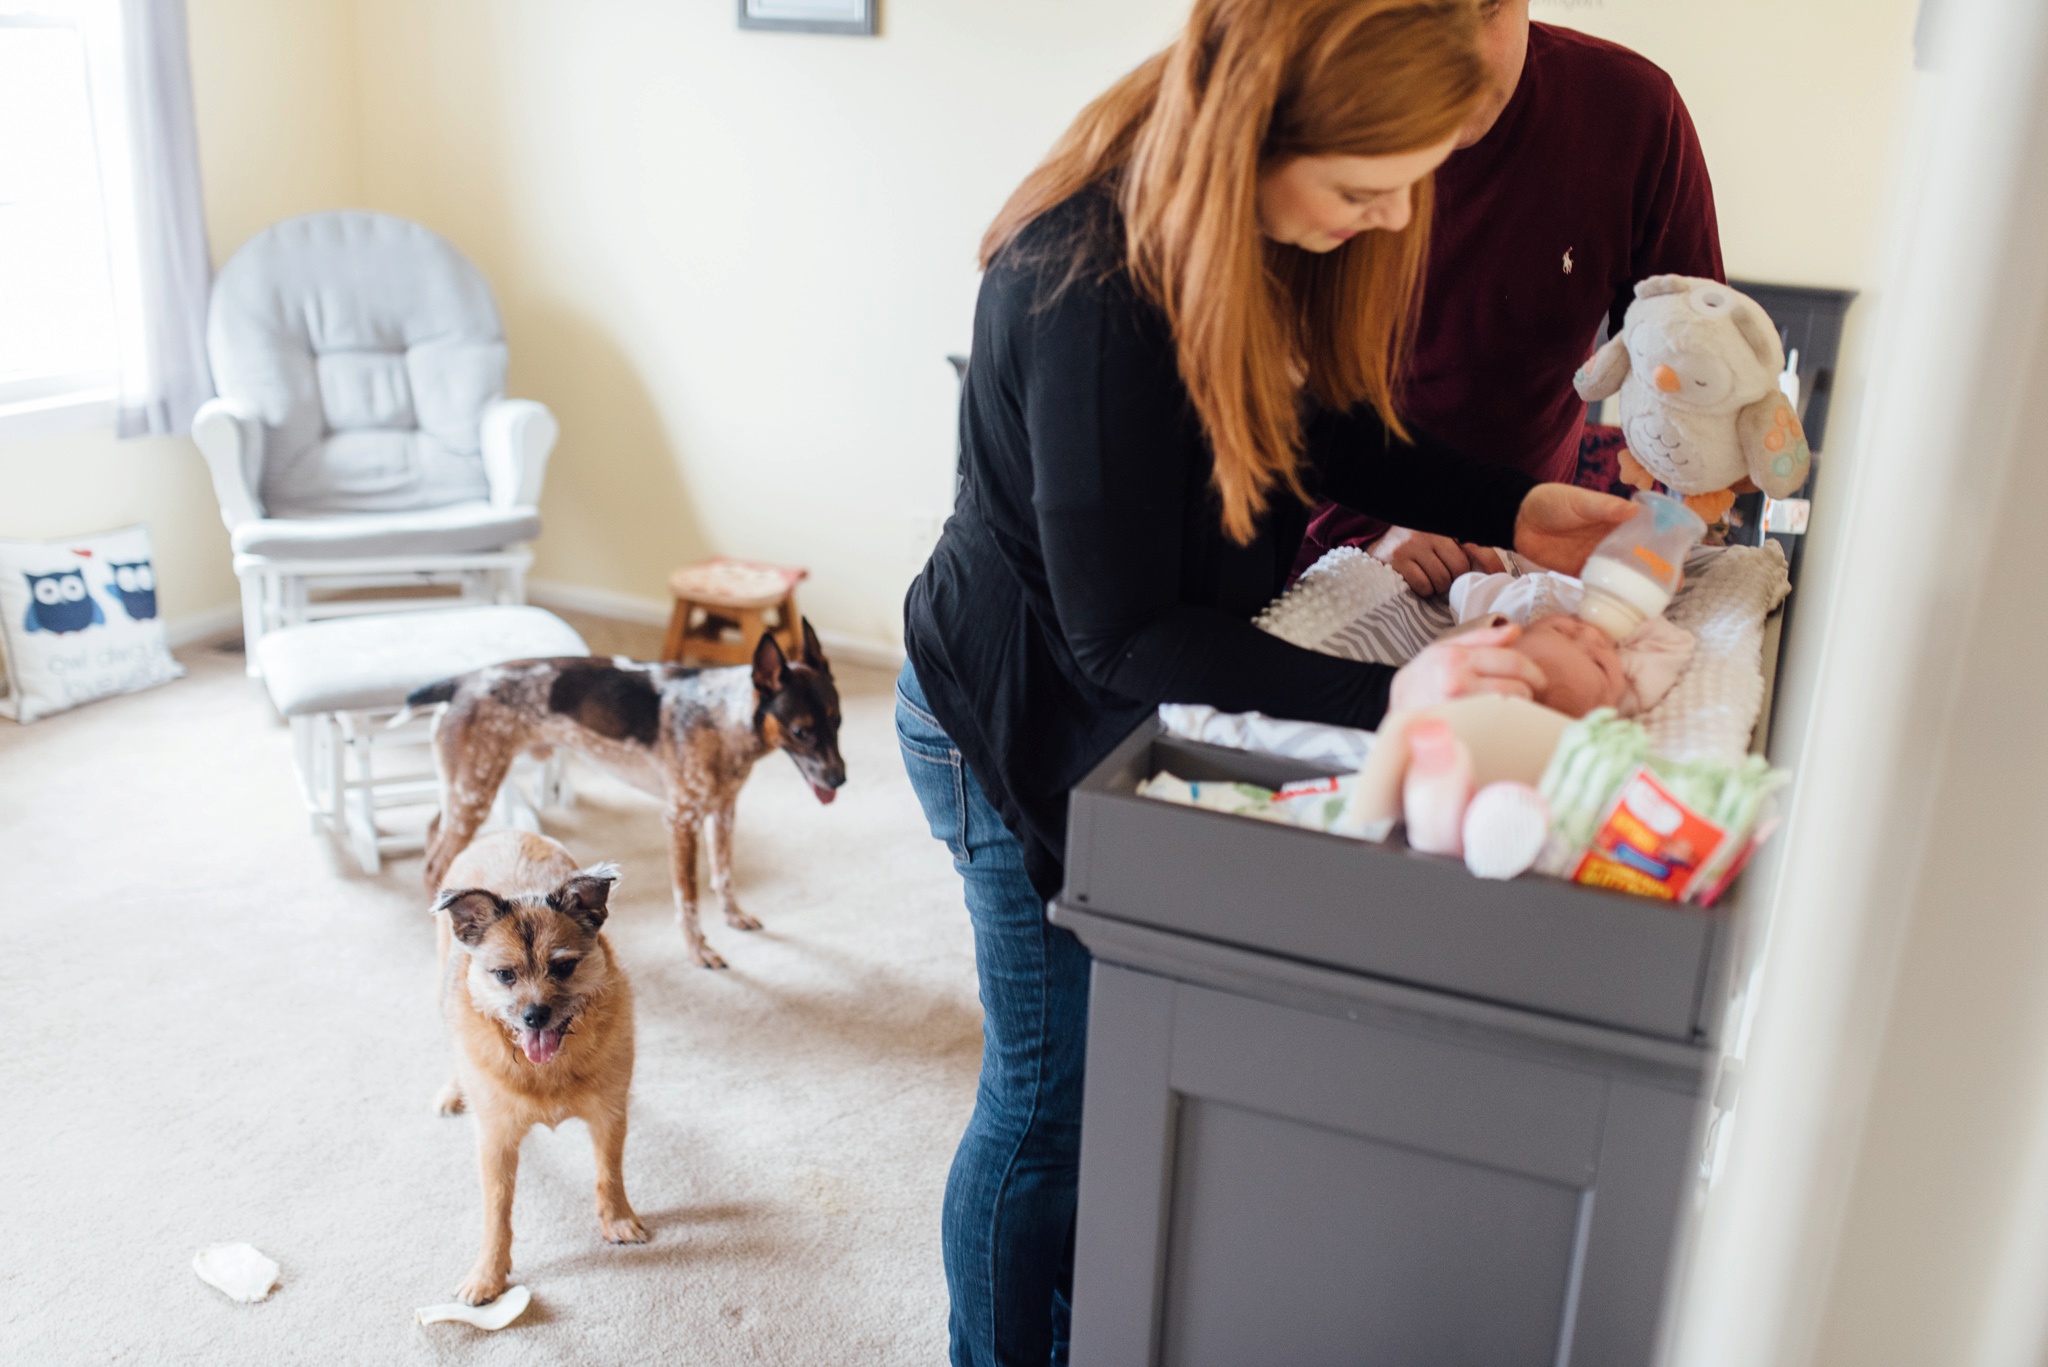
[1441,565,1694,719]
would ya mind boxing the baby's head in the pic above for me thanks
[1446,569,1694,719]
[1513,614,1627,718]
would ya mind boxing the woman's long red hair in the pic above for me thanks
[983,0,1485,543]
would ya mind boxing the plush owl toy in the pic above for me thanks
[1573,275,1810,523]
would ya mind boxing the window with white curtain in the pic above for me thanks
[0,0,121,433]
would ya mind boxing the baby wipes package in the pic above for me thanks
[1537,708,1788,905]
[1569,768,1729,899]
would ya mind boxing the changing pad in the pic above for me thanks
[1255,543,1791,763]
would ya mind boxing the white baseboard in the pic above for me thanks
[812,631,906,671]
[526,579,905,671]
[527,579,669,627]
[164,602,243,649]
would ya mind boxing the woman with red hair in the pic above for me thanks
[898,3,1634,1360]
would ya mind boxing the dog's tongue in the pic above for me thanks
[811,783,837,805]
[519,1027,564,1065]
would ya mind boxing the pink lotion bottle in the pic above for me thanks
[1402,717,1474,857]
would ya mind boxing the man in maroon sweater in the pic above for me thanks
[1297,0,1724,592]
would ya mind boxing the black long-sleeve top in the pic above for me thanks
[904,191,1537,898]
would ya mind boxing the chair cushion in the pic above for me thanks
[317,351,415,431]
[667,558,808,610]
[230,502,541,560]
[257,605,588,717]
[209,212,506,517]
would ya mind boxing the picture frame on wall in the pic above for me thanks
[738,0,877,36]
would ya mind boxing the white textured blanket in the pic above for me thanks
[1255,543,1791,763]
[1255,547,1450,664]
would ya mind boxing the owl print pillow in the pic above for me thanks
[0,525,184,723]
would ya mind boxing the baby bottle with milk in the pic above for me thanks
[1577,492,1707,640]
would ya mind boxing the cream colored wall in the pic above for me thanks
[348,0,1188,646]
[0,0,365,632]
[1537,0,1921,287]
[352,0,1923,648]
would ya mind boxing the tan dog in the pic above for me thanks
[433,830,647,1305]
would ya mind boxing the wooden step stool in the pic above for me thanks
[662,558,808,666]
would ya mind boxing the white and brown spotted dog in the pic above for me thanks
[433,830,643,1305]
[413,625,845,968]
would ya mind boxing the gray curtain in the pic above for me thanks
[80,0,213,437]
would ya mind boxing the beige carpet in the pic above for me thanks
[1,631,978,1365]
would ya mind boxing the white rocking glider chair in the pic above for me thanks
[192,211,557,675]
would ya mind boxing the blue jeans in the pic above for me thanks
[896,662,1091,1367]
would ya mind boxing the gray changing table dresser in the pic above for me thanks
[1052,723,1728,1367]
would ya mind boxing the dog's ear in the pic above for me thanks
[549,862,620,933]
[752,630,789,695]
[799,617,831,675]
[435,887,511,947]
